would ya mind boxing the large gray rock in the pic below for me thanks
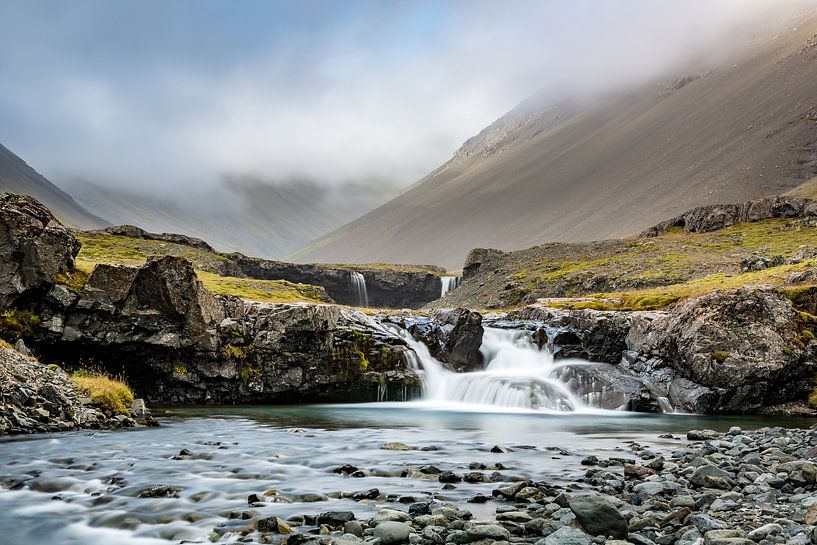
[373,521,412,545]
[0,193,80,309]
[433,308,484,371]
[626,286,816,412]
[568,494,628,538]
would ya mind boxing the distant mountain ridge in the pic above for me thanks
[291,12,817,269]
[61,175,401,258]
[0,144,108,229]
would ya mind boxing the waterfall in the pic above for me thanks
[392,326,605,412]
[440,275,461,297]
[349,271,369,307]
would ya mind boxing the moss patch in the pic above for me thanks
[70,370,134,415]
[197,271,327,303]
[0,309,41,339]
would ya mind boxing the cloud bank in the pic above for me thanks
[0,0,815,195]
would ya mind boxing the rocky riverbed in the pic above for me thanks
[2,408,817,545]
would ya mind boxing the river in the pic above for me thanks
[1,405,815,545]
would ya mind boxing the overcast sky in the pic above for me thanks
[0,0,814,195]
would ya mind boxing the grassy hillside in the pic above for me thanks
[440,216,817,311]
[293,14,817,269]
[73,233,328,304]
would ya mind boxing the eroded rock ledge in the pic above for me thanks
[32,256,422,404]
[505,286,817,414]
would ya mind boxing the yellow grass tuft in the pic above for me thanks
[70,371,134,415]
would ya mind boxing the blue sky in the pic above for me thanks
[0,0,807,194]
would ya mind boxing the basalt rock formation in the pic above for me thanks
[220,254,444,309]
[33,257,421,404]
[641,195,817,237]
[502,286,817,414]
[0,193,80,308]
[1,195,420,406]
[391,308,485,372]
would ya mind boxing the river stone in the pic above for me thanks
[257,516,291,534]
[465,524,510,541]
[374,521,412,545]
[539,526,591,545]
[689,465,734,487]
[343,521,364,537]
[373,508,411,524]
[568,494,627,538]
[318,511,356,526]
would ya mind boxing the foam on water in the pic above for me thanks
[389,325,619,415]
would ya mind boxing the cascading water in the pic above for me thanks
[392,325,610,413]
[440,275,461,298]
[349,271,369,307]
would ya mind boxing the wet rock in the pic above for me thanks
[351,488,379,500]
[257,516,292,534]
[317,512,356,527]
[464,523,510,541]
[374,521,412,545]
[438,471,462,483]
[432,308,484,372]
[539,526,591,545]
[568,494,628,539]
[136,484,182,498]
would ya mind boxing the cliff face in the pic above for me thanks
[0,195,422,405]
[223,255,444,309]
[31,257,422,404]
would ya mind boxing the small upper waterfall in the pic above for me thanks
[349,271,369,307]
[440,276,461,298]
[393,326,606,412]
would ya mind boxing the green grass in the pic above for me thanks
[0,309,41,339]
[196,271,328,303]
[70,370,134,415]
[75,233,331,304]
[501,217,817,310]
[76,232,230,271]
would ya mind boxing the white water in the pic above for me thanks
[349,271,368,307]
[440,275,461,297]
[394,326,611,414]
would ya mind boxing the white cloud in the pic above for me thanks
[1,0,815,195]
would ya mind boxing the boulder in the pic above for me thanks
[373,521,412,545]
[568,494,628,538]
[626,287,815,412]
[432,308,484,371]
[0,193,80,309]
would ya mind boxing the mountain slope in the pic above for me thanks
[0,144,108,229]
[291,16,817,270]
[61,176,400,258]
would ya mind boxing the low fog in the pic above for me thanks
[1,0,816,196]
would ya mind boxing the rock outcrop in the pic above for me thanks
[625,287,816,413]
[32,256,420,404]
[499,286,817,414]
[0,195,420,407]
[392,309,484,372]
[641,195,817,237]
[221,255,445,309]
[99,224,215,252]
[0,193,80,309]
